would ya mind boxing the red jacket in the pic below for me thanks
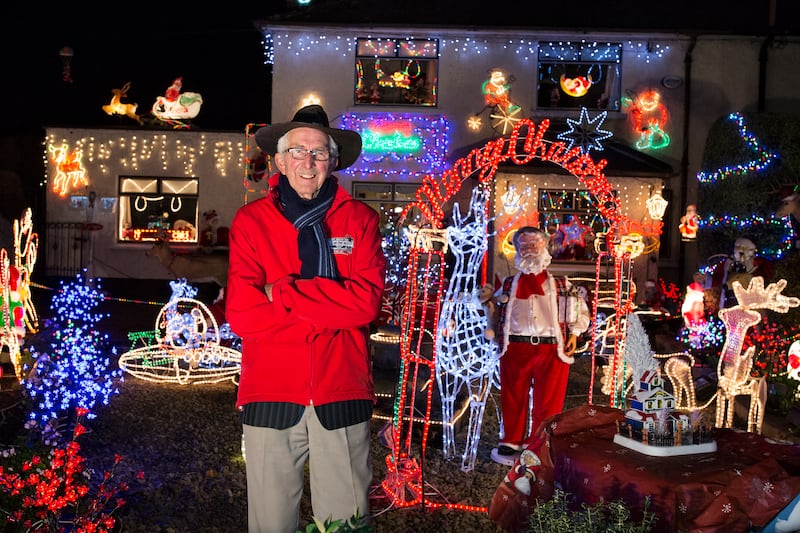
[226,174,386,409]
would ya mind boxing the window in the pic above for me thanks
[352,181,421,238]
[355,38,438,107]
[118,176,199,243]
[537,42,622,111]
[538,189,616,261]
[353,182,419,227]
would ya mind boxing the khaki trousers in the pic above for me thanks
[243,407,372,533]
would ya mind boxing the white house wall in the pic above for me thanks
[266,27,688,191]
[263,23,800,285]
[44,127,249,281]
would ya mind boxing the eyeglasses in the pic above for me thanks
[284,147,331,161]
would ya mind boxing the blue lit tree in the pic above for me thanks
[22,272,123,443]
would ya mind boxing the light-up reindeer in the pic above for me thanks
[102,82,143,125]
[435,184,499,472]
[715,277,799,433]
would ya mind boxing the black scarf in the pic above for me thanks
[278,175,339,279]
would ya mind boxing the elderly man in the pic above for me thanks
[226,105,386,532]
[490,226,590,466]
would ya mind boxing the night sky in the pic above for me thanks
[2,0,795,136]
[2,9,284,134]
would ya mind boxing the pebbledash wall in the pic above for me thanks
[43,127,258,281]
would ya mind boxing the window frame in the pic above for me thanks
[354,37,439,108]
[536,41,622,112]
[538,188,616,262]
[117,175,200,244]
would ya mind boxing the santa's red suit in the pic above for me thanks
[494,271,590,449]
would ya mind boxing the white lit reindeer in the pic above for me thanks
[434,183,527,472]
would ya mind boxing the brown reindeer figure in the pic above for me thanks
[146,240,228,288]
[102,82,143,125]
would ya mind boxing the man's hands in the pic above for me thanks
[264,283,273,302]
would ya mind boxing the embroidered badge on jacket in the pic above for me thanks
[331,235,354,255]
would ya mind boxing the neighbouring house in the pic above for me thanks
[42,127,262,280]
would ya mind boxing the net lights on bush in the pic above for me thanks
[697,213,796,260]
[696,112,778,185]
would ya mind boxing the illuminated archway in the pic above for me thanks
[383,117,662,510]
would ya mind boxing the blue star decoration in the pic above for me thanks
[557,107,613,154]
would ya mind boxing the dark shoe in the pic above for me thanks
[490,446,519,466]
[497,444,519,456]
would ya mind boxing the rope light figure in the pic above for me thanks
[0,208,40,381]
[714,277,799,433]
[118,279,241,385]
[467,68,523,134]
[435,185,503,473]
[0,249,23,381]
[13,208,39,334]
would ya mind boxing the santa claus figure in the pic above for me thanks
[679,204,698,241]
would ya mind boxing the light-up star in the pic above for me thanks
[557,107,613,154]
[467,115,482,131]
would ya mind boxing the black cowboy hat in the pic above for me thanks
[254,105,362,170]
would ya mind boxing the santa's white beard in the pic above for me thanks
[515,249,552,274]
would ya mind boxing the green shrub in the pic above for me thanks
[297,508,371,533]
[526,489,657,533]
